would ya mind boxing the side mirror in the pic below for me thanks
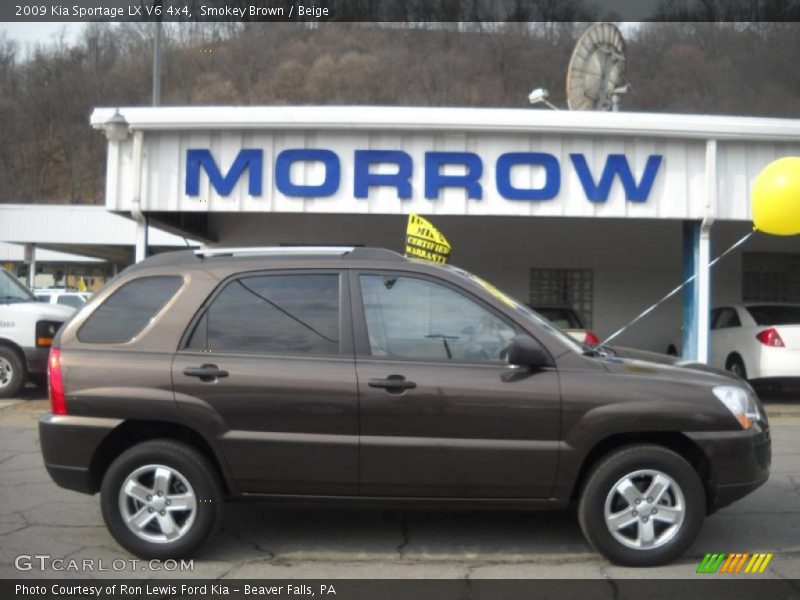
[507,334,548,369]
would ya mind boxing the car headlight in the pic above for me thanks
[713,385,761,429]
[35,320,63,348]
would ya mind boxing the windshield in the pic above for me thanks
[0,268,35,304]
[746,304,800,326]
[439,264,587,354]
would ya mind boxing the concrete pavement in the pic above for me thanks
[1,394,799,580]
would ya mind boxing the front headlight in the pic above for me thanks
[35,320,63,347]
[713,385,761,429]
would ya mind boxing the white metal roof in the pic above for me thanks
[91,106,800,142]
[0,242,104,263]
[0,204,193,246]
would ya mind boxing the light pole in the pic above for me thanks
[152,15,162,106]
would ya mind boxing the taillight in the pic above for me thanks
[48,347,66,415]
[584,331,600,345]
[756,328,785,348]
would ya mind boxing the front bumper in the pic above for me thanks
[687,421,771,512]
[39,412,121,494]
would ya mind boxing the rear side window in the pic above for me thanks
[746,305,800,326]
[187,274,340,356]
[78,276,183,343]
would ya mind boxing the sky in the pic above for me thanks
[0,22,84,47]
[0,18,645,50]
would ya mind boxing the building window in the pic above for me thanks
[742,252,800,303]
[529,268,594,329]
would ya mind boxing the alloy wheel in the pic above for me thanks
[118,464,197,544]
[603,469,686,550]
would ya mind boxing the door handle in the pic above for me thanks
[183,364,229,382]
[368,375,416,393]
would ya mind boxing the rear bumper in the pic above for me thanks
[752,346,800,379]
[687,421,771,512]
[39,413,121,494]
[23,346,50,375]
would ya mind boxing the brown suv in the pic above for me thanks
[39,247,770,566]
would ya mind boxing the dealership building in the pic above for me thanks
[88,106,800,360]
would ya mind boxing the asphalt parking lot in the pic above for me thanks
[1,389,799,581]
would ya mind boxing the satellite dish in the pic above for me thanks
[566,23,628,111]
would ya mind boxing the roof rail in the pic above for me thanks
[194,246,355,258]
[193,246,407,261]
[346,247,406,261]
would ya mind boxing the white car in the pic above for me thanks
[710,303,800,382]
[1,269,74,397]
[34,289,91,311]
[531,305,600,345]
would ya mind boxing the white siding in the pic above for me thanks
[97,106,800,222]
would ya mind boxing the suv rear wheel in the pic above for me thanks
[578,445,705,566]
[100,440,223,559]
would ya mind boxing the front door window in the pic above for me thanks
[359,274,516,362]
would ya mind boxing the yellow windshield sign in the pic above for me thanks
[405,213,451,264]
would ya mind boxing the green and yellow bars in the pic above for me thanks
[697,552,774,574]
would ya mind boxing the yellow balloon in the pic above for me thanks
[752,156,800,236]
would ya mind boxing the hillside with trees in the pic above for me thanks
[0,21,798,204]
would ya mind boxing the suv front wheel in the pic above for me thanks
[578,444,705,566]
[100,440,224,559]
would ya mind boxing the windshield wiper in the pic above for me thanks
[0,295,28,304]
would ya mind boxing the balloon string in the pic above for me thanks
[601,230,756,346]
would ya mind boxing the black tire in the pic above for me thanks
[578,445,705,566]
[31,373,48,391]
[726,355,747,380]
[0,346,26,399]
[100,439,224,559]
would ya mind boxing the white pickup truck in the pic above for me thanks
[0,267,74,398]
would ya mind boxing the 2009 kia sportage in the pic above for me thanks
[39,247,771,565]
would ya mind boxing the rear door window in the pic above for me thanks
[78,276,183,343]
[188,273,341,356]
